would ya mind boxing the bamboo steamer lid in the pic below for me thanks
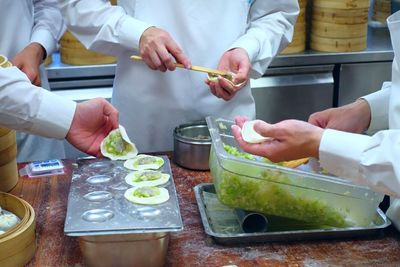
[0,193,36,267]
[312,7,369,24]
[314,0,370,9]
[310,34,367,52]
[312,20,368,38]
[60,31,116,65]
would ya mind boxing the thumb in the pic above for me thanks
[103,101,119,129]
[253,121,276,139]
[233,64,249,85]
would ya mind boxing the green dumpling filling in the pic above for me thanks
[133,186,160,198]
[104,131,133,155]
[134,171,162,182]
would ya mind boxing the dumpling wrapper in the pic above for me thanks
[207,72,246,91]
[125,170,170,187]
[124,154,164,170]
[124,186,169,205]
[101,125,138,160]
[241,120,273,144]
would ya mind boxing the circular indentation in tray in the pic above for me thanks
[86,174,112,184]
[82,209,114,222]
[87,161,114,171]
[83,191,113,202]
[131,207,161,218]
[109,182,129,191]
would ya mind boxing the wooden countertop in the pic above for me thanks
[9,155,400,266]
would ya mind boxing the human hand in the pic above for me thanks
[139,27,191,72]
[66,98,119,157]
[206,48,250,101]
[308,99,371,133]
[11,43,45,86]
[232,116,323,162]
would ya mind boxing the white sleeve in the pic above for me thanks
[58,0,153,57]
[228,0,299,78]
[319,129,400,197]
[362,82,391,133]
[0,67,76,139]
[31,0,66,57]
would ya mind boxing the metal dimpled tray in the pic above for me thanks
[64,156,183,236]
[194,183,391,244]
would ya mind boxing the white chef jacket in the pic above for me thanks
[0,67,76,139]
[59,0,298,152]
[0,0,66,161]
[319,12,400,230]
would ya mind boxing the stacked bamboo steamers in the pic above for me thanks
[282,0,308,54]
[0,56,18,193]
[60,0,116,65]
[60,31,116,65]
[311,0,370,52]
[0,55,37,267]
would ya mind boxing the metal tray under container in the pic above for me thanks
[64,156,183,236]
[194,183,391,244]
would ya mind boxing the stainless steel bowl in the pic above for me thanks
[173,121,211,170]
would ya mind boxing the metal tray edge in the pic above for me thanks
[194,183,392,244]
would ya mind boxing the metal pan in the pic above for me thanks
[194,183,391,244]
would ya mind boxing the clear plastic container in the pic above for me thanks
[206,117,384,228]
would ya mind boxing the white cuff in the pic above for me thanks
[30,90,76,139]
[30,28,57,58]
[117,16,153,51]
[319,129,370,181]
[228,29,265,62]
[362,82,391,133]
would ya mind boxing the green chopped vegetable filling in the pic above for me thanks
[214,145,352,228]
[133,186,160,198]
[105,131,133,156]
[134,171,162,182]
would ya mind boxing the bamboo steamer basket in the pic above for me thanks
[314,0,370,9]
[311,0,369,52]
[43,54,52,66]
[311,34,367,52]
[281,0,307,54]
[373,0,391,23]
[60,31,116,65]
[312,7,369,24]
[0,193,36,267]
[0,128,18,192]
[0,58,19,192]
[312,20,368,38]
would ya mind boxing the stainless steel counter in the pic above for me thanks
[270,27,393,67]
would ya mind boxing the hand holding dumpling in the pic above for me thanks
[206,48,250,101]
[232,116,323,162]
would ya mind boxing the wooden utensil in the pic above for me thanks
[130,55,229,77]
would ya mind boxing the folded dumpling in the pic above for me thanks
[101,125,138,160]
